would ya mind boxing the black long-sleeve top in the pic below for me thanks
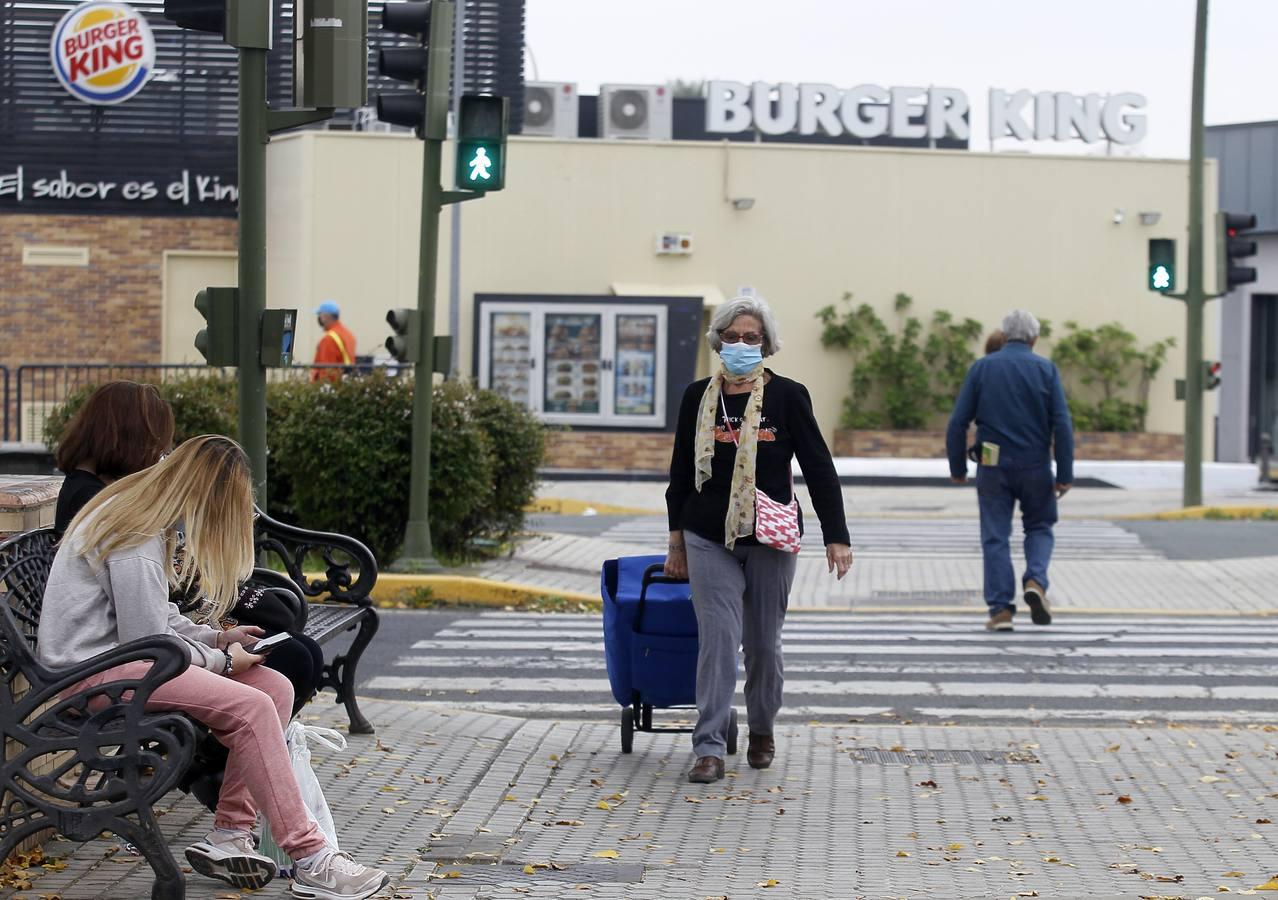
[665,373,850,547]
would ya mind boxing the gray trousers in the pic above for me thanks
[684,530,798,759]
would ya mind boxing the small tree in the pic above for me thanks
[816,292,983,430]
[1050,321,1175,432]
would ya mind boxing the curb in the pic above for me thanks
[1123,504,1278,521]
[525,497,663,516]
[370,573,602,609]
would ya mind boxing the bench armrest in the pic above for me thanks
[253,507,377,607]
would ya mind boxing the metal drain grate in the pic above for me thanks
[426,862,645,885]
[850,748,1039,765]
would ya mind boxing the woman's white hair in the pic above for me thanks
[706,296,783,357]
[1001,309,1041,343]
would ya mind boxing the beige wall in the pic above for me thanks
[162,251,238,363]
[259,131,1216,444]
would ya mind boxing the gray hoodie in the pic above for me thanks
[37,508,224,674]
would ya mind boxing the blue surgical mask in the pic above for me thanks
[719,341,763,375]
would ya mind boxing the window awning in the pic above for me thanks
[610,282,727,308]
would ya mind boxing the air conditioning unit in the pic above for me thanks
[523,81,578,138]
[599,84,673,141]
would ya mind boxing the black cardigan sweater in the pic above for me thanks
[665,373,850,547]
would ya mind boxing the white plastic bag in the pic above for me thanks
[285,721,346,850]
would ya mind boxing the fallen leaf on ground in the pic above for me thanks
[522,864,536,875]
[1117,795,1133,804]
[948,843,964,851]
[596,800,612,810]
[1222,871,1245,877]
[895,851,910,858]
[1201,776,1226,784]
[592,850,620,859]
[917,780,938,788]
[1256,874,1278,890]
[756,879,780,888]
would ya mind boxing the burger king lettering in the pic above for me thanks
[51,1,155,105]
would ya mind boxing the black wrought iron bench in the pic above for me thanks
[0,513,380,898]
[251,509,380,736]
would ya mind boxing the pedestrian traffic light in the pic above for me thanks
[1218,211,1258,294]
[386,307,420,363]
[163,0,224,36]
[1148,238,1176,294]
[163,0,270,48]
[1205,360,1222,391]
[376,0,451,140]
[194,287,239,365]
[455,95,508,192]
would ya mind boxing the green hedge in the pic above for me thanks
[44,373,544,565]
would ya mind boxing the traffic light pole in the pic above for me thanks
[238,44,269,505]
[1182,0,1209,508]
[393,0,455,572]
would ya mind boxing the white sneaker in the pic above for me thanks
[185,830,276,890]
[291,848,389,900]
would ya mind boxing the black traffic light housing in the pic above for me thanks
[1147,238,1176,294]
[1218,211,1258,294]
[455,95,509,192]
[163,0,271,48]
[163,0,225,35]
[1205,360,1222,391]
[194,287,238,365]
[376,0,452,139]
[386,307,420,363]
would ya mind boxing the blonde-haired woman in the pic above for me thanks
[39,435,388,899]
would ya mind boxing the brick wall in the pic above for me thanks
[543,431,676,473]
[0,214,236,370]
[833,429,1184,461]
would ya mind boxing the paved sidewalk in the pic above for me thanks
[473,530,1278,614]
[19,696,1278,900]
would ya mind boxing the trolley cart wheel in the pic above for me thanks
[727,709,739,755]
[621,707,635,754]
[641,704,653,731]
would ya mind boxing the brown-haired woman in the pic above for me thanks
[53,381,174,536]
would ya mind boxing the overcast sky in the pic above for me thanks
[523,0,1278,158]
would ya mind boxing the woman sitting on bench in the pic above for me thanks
[39,435,388,899]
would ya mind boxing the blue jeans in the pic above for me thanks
[976,464,1058,615]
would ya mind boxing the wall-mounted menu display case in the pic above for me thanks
[478,300,668,427]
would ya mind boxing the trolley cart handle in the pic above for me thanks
[637,562,688,633]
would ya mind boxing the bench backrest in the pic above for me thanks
[253,508,377,606]
[0,527,58,656]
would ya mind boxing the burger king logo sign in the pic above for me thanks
[51,1,156,105]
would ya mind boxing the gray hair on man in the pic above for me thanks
[706,296,784,357]
[1001,309,1041,344]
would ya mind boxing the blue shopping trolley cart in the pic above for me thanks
[601,555,738,754]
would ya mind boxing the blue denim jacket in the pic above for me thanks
[945,341,1074,484]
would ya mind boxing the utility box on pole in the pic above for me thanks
[295,0,368,109]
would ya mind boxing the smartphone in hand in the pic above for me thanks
[245,632,292,655]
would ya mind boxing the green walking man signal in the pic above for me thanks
[455,95,508,192]
[1147,238,1176,294]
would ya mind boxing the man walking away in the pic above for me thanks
[946,310,1074,632]
[312,300,357,383]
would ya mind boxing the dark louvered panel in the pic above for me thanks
[0,0,525,215]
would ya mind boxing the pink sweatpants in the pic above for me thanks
[74,661,328,859]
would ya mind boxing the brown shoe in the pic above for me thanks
[1023,580,1052,625]
[747,733,775,769]
[687,756,725,783]
[985,609,1014,632]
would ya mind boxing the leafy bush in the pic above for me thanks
[1051,322,1174,432]
[43,372,545,565]
[816,292,983,430]
[44,374,237,449]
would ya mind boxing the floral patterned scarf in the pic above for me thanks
[694,361,767,549]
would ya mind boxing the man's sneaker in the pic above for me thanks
[1023,580,1052,625]
[985,609,1014,632]
[291,848,389,900]
[185,830,276,890]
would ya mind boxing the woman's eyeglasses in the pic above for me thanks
[719,330,765,346]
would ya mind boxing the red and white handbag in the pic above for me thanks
[720,394,802,554]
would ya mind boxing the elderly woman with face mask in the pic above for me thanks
[665,296,852,784]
